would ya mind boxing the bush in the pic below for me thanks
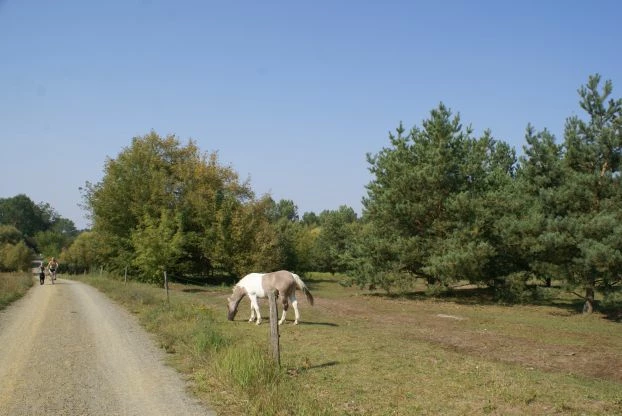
[494,272,531,304]
[601,290,622,310]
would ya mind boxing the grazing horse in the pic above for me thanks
[227,270,314,325]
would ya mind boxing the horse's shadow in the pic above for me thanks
[306,361,338,370]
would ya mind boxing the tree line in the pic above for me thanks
[350,74,622,312]
[2,74,620,313]
[0,194,79,271]
[69,133,359,283]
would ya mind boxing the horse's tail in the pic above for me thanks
[291,273,314,306]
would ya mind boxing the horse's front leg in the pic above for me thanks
[249,295,262,325]
[248,304,256,323]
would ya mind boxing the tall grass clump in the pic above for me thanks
[0,273,33,310]
[212,344,317,416]
[215,344,280,389]
[192,316,228,356]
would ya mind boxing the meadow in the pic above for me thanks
[70,272,622,416]
[3,271,621,415]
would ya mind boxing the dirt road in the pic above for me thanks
[0,278,215,416]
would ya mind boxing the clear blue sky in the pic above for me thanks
[1,0,620,230]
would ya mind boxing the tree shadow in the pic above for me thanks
[365,286,498,305]
[603,309,622,322]
[363,284,622,320]
[287,361,339,376]
[295,321,338,327]
[170,274,238,287]
[181,288,210,293]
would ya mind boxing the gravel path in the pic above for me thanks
[0,278,215,416]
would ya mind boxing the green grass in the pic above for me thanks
[72,272,622,416]
[0,272,33,310]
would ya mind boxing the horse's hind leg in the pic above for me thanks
[249,296,262,325]
[291,295,300,325]
[278,297,289,325]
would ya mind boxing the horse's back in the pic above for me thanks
[237,273,266,296]
[238,270,299,298]
[263,270,297,294]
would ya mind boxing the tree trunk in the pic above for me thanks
[583,286,595,314]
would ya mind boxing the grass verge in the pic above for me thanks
[0,273,34,310]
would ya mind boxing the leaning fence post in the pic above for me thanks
[268,290,280,366]
[164,271,169,304]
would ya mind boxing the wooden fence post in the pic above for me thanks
[164,271,169,304]
[268,290,280,367]
[124,266,128,285]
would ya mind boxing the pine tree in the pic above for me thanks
[557,75,622,313]
[355,104,518,291]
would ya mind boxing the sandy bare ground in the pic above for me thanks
[0,278,215,416]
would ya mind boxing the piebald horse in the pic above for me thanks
[227,270,314,325]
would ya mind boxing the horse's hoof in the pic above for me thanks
[294,321,299,325]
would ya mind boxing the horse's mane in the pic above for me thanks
[232,284,247,298]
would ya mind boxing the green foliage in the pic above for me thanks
[81,131,273,280]
[0,225,23,247]
[0,241,32,272]
[291,224,317,273]
[0,194,78,260]
[355,104,518,291]
[60,231,106,273]
[312,206,358,274]
[300,211,319,226]
[520,74,622,311]
[601,290,622,311]
[0,194,49,237]
[34,230,67,259]
[266,198,299,222]
[132,211,185,284]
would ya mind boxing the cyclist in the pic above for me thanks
[48,257,59,284]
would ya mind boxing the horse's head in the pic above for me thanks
[226,286,245,321]
[226,295,238,321]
